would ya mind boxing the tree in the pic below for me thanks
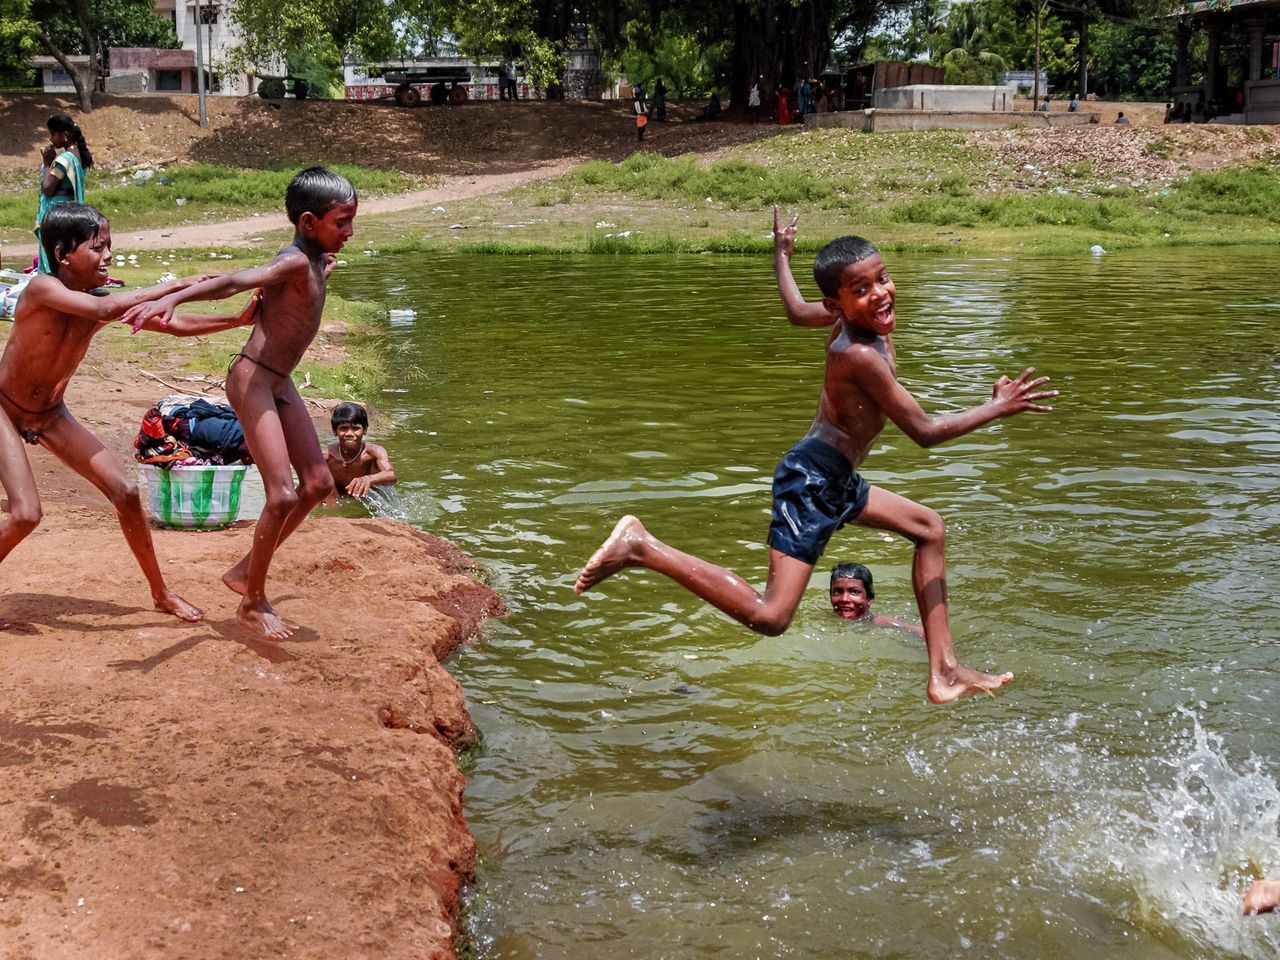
[10,0,179,112]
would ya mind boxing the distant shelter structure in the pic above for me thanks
[1174,0,1280,123]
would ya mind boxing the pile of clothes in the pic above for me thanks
[135,394,251,467]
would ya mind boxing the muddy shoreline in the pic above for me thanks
[0,347,507,958]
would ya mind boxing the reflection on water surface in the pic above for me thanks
[333,248,1280,959]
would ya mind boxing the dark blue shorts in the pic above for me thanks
[767,438,870,565]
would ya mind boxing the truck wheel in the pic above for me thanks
[395,84,421,107]
[258,78,286,99]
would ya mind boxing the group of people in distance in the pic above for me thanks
[2,158,1276,914]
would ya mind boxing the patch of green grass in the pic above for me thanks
[0,162,416,233]
[1161,165,1280,222]
[570,152,832,210]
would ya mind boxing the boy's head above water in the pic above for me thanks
[41,202,110,285]
[813,236,895,337]
[330,401,369,435]
[829,562,874,620]
[286,167,357,253]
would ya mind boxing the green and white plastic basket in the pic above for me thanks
[142,463,252,530]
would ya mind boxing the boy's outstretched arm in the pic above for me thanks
[21,272,214,325]
[773,206,836,328]
[344,444,397,498]
[131,290,262,337]
[846,351,1057,448]
[121,252,308,331]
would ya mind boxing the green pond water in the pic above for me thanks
[332,248,1280,960]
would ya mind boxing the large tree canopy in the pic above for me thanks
[0,0,179,111]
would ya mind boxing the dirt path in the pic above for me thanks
[5,160,580,261]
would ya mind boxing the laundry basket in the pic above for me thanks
[142,463,252,530]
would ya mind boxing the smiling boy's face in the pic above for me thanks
[824,254,895,337]
[829,577,872,620]
[57,223,112,290]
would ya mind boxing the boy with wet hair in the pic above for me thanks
[576,208,1058,703]
[829,562,923,638]
[0,202,258,626]
[323,402,396,500]
[122,167,358,641]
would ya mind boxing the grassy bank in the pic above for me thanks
[0,163,418,243]
[342,128,1280,256]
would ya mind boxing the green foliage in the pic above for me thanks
[617,16,725,99]
[92,0,180,50]
[0,163,413,231]
[0,0,38,76]
[286,43,343,99]
[1163,166,1280,222]
[942,48,1007,85]
[1088,18,1177,100]
[572,152,833,210]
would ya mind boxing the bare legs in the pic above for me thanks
[852,487,1011,702]
[40,412,202,622]
[575,515,813,635]
[575,484,1012,703]
[223,366,333,640]
[0,416,41,629]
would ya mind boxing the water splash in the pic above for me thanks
[1057,713,1280,958]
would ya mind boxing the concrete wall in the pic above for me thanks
[873,84,1012,112]
[806,109,1099,133]
[1246,78,1280,124]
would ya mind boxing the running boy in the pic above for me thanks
[828,562,923,638]
[323,402,396,500]
[0,202,257,625]
[575,209,1058,703]
[121,168,357,641]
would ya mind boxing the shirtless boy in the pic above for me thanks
[122,168,357,641]
[829,562,924,639]
[575,209,1058,703]
[323,402,396,501]
[0,202,257,626]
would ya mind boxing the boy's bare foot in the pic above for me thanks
[223,565,298,630]
[1244,879,1280,915]
[236,599,297,641]
[574,515,649,594]
[927,664,1013,704]
[221,563,249,596]
[154,591,204,623]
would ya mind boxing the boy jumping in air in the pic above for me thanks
[0,202,257,626]
[575,209,1058,703]
[122,168,357,641]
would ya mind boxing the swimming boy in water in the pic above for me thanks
[323,402,396,501]
[0,202,258,626]
[828,562,923,639]
[575,208,1058,703]
[122,168,357,641]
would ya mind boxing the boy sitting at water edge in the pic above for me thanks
[575,209,1058,703]
[0,202,259,627]
[121,167,357,642]
[829,562,924,639]
[324,402,396,501]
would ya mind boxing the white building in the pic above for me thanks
[152,0,252,95]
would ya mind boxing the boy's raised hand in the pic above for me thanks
[991,367,1058,416]
[772,205,800,261]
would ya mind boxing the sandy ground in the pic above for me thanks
[0,346,507,958]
